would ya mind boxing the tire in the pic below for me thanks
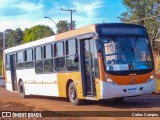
[19,81,26,98]
[68,82,81,105]
[113,97,125,101]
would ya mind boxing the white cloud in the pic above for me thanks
[16,1,44,14]
[73,0,103,18]
[72,0,104,28]
[0,0,19,6]
[0,0,45,31]
[0,0,104,32]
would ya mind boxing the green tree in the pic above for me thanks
[22,25,54,43]
[56,20,69,34]
[0,32,3,75]
[0,32,3,50]
[119,0,160,48]
[56,20,76,34]
[68,20,76,30]
[6,28,23,47]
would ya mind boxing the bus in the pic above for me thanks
[3,23,156,105]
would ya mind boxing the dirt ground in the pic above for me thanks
[0,87,160,119]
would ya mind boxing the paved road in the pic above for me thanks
[0,87,160,112]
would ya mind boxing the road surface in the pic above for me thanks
[0,87,160,111]
[0,87,160,119]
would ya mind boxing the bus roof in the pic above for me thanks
[4,24,97,54]
[4,23,145,54]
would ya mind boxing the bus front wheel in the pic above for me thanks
[68,82,81,105]
[19,81,26,98]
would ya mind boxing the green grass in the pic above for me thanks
[156,79,160,93]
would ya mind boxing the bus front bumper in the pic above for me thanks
[100,79,156,99]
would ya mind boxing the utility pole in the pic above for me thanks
[61,8,76,30]
[2,31,7,76]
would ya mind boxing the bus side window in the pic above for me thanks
[24,49,34,68]
[35,46,43,73]
[6,54,10,70]
[16,51,25,69]
[92,40,100,78]
[66,39,79,71]
[54,42,66,71]
[44,44,53,73]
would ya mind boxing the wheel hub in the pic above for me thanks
[69,88,76,100]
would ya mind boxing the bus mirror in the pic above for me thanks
[74,53,78,62]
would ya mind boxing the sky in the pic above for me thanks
[0,0,126,32]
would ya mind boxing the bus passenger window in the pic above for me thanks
[54,42,64,57]
[6,55,10,70]
[44,44,53,73]
[24,49,34,68]
[55,57,66,71]
[54,42,66,72]
[16,51,25,69]
[35,46,43,73]
[66,39,79,71]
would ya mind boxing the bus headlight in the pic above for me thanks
[106,77,117,85]
[147,74,155,83]
[150,75,155,79]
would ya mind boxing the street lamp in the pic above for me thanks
[44,17,57,26]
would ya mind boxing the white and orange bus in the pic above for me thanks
[3,23,156,105]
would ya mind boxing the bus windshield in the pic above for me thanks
[102,36,154,71]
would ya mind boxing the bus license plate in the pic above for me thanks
[128,88,137,93]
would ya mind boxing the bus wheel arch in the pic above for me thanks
[18,79,26,98]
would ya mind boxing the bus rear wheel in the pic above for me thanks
[19,81,26,98]
[68,82,81,105]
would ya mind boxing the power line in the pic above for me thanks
[61,8,76,30]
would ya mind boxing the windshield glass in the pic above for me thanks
[102,36,153,71]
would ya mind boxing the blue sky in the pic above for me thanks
[0,0,126,32]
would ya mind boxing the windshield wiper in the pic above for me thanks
[129,42,134,59]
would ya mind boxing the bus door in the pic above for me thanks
[10,54,18,91]
[80,39,96,97]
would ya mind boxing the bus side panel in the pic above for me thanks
[5,71,12,91]
[95,78,101,100]
[16,69,59,96]
[98,53,105,81]
[57,72,84,99]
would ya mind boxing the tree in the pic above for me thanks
[6,28,23,47]
[56,20,69,34]
[56,20,76,34]
[119,0,160,48]
[22,25,54,43]
[68,20,76,30]
[0,32,3,50]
